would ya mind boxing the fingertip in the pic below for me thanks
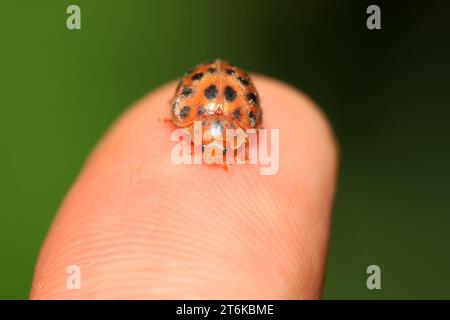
[31,74,338,299]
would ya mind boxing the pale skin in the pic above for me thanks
[30,75,338,299]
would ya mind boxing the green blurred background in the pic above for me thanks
[1,0,449,299]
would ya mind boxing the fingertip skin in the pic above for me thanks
[30,75,338,300]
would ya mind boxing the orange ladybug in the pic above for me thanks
[171,59,262,154]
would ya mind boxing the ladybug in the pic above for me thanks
[171,59,262,153]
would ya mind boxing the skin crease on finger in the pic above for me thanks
[30,75,338,300]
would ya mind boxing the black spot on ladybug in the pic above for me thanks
[232,107,241,120]
[192,72,204,81]
[197,105,206,116]
[224,86,237,102]
[208,67,217,73]
[226,69,235,75]
[248,111,256,126]
[204,84,218,100]
[237,77,250,86]
[246,92,258,104]
[181,87,193,96]
[179,106,191,119]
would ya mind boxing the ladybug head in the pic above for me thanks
[188,115,246,151]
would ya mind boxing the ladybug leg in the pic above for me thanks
[221,146,229,171]
[241,150,250,165]
[158,117,173,123]
[233,133,252,165]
